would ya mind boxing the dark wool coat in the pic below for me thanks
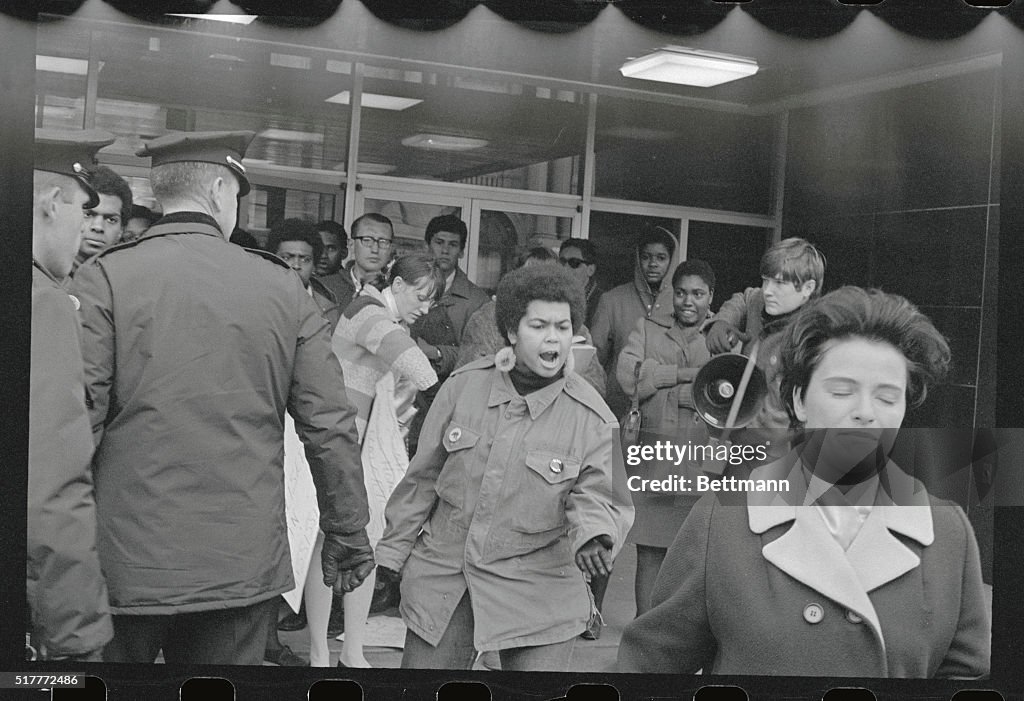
[617,456,990,678]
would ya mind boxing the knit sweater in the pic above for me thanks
[331,285,438,441]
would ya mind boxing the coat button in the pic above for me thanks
[803,603,824,624]
[845,610,863,624]
[505,413,512,419]
[769,355,778,366]
[549,458,563,474]
[68,294,80,311]
[443,593,448,600]
[448,427,462,442]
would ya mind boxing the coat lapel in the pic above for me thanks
[746,455,935,659]
[760,506,886,645]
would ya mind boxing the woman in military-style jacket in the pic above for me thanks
[376,265,634,671]
[617,287,990,678]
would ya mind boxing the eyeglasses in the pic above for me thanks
[279,253,314,264]
[559,258,591,269]
[353,236,393,250]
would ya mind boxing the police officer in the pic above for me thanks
[29,128,116,662]
[72,131,374,665]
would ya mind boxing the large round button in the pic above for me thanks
[845,610,863,624]
[803,603,824,624]
[447,427,462,443]
[549,458,563,474]
[68,294,81,311]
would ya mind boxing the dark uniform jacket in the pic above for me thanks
[309,276,341,333]
[28,263,112,656]
[72,212,369,615]
[317,266,357,314]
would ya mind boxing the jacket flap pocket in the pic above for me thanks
[525,450,581,484]
[442,423,480,452]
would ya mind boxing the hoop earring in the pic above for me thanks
[563,346,575,375]
[494,346,516,373]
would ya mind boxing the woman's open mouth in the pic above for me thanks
[539,350,560,366]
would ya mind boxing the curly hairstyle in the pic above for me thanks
[266,218,321,260]
[495,265,585,345]
[89,165,134,224]
[779,286,951,427]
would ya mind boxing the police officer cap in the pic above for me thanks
[136,130,255,196]
[34,128,116,209]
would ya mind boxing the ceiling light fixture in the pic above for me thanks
[325,91,422,111]
[401,134,488,151]
[620,46,758,87]
[257,128,324,143]
[169,14,258,24]
[36,55,90,75]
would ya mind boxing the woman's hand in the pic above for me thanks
[706,321,749,355]
[575,534,614,578]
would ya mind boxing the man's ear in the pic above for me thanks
[801,279,817,297]
[39,185,62,221]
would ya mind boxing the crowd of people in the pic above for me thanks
[28,127,990,678]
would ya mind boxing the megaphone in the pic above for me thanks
[693,352,768,431]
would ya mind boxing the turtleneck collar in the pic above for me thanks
[509,363,563,396]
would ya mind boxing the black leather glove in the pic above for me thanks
[376,565,402,588]
[575,534,614,578]
[706,320,750,355]
[322,529,375,595]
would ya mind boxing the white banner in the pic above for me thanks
[282,413,321,613]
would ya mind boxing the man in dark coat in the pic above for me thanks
[72,131,374,665]
[29,128,116,662]
[408,215,490,451]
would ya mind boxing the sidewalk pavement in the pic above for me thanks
[276,543,639,671]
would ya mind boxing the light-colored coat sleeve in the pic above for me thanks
[351,305,438,391]
[375,375,456,572]
[617,319,680,403]
[564,412,634,559]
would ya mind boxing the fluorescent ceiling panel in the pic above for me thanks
[325,91,422,111]
[258,128,324,143]
[401,134,489,151]
[169,14,258,24]
[36,55,89,75]
[620,47,758,88]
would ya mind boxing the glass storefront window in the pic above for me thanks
[594,96,775,214]
[357,64,587,194]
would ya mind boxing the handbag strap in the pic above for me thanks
[630,360,642,413]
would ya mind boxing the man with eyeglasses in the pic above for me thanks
[346,213,394,299]
[559,238,604,327]
[71,165,133,277]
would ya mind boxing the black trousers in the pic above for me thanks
[104,598,278,665]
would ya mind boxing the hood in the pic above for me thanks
[631,234,678,326]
